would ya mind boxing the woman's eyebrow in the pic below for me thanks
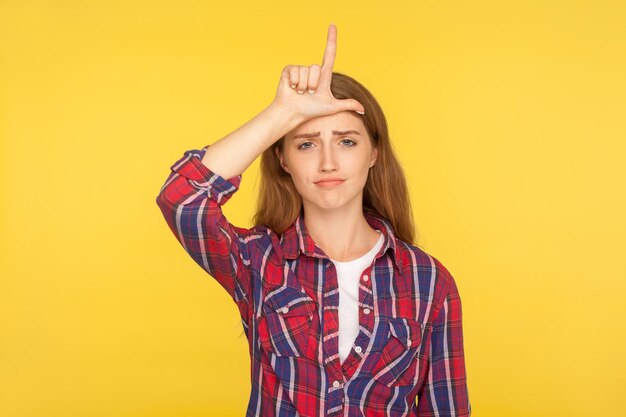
[291,130,360,140]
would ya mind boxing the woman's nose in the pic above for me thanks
[319,145,338,172]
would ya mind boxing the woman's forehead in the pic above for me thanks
[288,111,365,139]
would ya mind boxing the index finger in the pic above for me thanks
[321,24,337,74]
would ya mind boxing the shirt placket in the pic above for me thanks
[321,258,376,416]
[339,262,375,380]
[321,259,344,386]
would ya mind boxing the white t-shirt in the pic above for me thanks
[330,230,384,364]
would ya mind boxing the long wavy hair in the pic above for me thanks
[253,72,417,246]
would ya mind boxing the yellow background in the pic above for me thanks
[2,1,625,416]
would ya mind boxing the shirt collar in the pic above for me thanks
[279,209,403,272]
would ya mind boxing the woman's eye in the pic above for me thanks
[297,139,355,150]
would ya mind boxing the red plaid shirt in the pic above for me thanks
[156,147,471,417]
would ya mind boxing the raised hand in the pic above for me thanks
[271,24,365,121]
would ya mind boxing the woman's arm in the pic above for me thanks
[199,102,303,180]
[155,147,258,314]
[154,104,301,312]
[416,263,471,416]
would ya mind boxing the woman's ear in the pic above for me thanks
[275,146,290,173]
[370,147,378,168]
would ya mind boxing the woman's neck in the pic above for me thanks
[303,203,381,262]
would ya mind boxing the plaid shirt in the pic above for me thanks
[156,147,471,417]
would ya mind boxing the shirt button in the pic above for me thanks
[333,380,342,388]
[354,346,362,353]
[407,340,412,347]
[281,307,289,314]
[362,274,369,281]
[363,308,371,315]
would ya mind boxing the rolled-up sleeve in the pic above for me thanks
[155,146,254,310]
[417,266,471,416]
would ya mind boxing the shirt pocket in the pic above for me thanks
[371,316,423,387]
[257,286,317,358]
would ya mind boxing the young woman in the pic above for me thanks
[156,24,471,417]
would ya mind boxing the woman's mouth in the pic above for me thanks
[315,179,345,187]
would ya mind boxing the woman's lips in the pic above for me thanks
[315,179,345,187]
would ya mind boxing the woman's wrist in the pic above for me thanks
[264,100,307,138]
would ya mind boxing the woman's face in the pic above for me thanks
[277,111,378,212]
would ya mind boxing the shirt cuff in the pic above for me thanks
[169,146,243,206]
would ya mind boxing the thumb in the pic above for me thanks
[333,98,365,115]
